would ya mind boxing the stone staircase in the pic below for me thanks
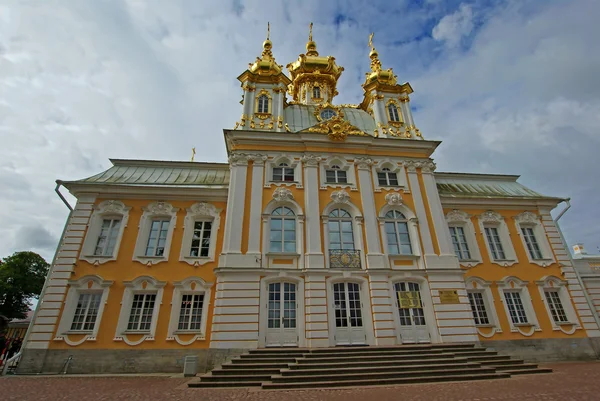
[188,343,552,390]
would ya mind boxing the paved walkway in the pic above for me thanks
[1,362,598,400]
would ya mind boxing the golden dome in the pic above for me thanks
[247,25,283,76]
[363,33,397,87]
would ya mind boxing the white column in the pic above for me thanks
[219,153,249,267]
[302,155,324,269]
[371,91,387,138]
[421,162,454,256]
[355,157,386,269]
[247,155,267,255]
[404,161,435,255]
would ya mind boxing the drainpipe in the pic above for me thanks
[553,198,600,332]
[18,181,74,367]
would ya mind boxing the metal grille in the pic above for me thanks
[127,293,156,331]
[504,291,528,324]
[468,292,490,325]
[178,293,204,330]
[71,293,102,331]
[545,290,568,323]
[329,250,361,268]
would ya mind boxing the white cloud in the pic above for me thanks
[432,4,474,47]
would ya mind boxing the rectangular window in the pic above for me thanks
[70,293,102,331]
[190,221,212,257]
[545,290,569,323]
[326,169,347,184]
[145,220,170,257]
[272,166,294,182]
[485,227,506,260]
[377,171,398,186]
[94,218,121,256]
[127,293,156,331]
[467,292,490,325]
[522,227,543,260]
[503,291,528,324]
[177,293,205,331]
[449,226,471,260]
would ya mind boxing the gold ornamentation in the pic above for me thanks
[267,119,274,130]
[284,123,291,132]
[233,122,240,129]
[259,119,265,129]
[313,101,344,122]
[277,115,283,128]
[400,96,410,103]
[307,115,367,141]
[309,22,313,42]
[255,113,271,120]
[250,118,256,129]
[338,103,360,109]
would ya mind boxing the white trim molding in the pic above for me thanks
[114,275,166,345]
[513,211,555,267]
[54,275,113,346]
[179,202,222,266]
[166,276,213,344]
[465,276,501,338]
[133,201,179,266]
[478,210,518,267]
[371,159,407,192]
[80,200,131,265]
[496,276,540,336]
[319,155,357,191]
[446,210,482,268]
[264,154,303,189]
[535,275,581,334]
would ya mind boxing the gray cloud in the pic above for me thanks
[13,225,59,257]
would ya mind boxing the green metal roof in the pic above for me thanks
[284,104,376,135]
[435,173,549,198]
[65,159,229,186]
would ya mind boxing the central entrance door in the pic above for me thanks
[266,282,297,347]
[333,282,366,345]
[394,282,431,344]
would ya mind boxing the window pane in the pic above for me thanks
[284,241,296,252]
[388,173,398,186]
[337,170,347,183]
[326,170,336,182]
[283,219,295,231]
[377,172,387,185]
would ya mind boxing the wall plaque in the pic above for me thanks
[439,290,460,304]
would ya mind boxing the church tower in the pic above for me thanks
[236,24,291,132]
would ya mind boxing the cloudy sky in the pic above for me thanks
[1,0,599,262]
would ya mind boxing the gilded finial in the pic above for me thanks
[267,22,270,40]
[368,32,374,49]
[306,22,318,56]
[309,22,313,41]
[191,147,196,162]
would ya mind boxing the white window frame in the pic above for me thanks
[133,201,178,266]
[496,276,540,336]
[179,202,222,266]
[446,210,482,268]
[378,204,421,269]
[265,154,302,188]
[371,159,407,192]
[535,275,581,334]
[478,211,518,267]
[167,277,213,345]
[54,275,113,346]
[80,200,130,265]
[513,211,555,267]
[114,275,166,345]
[262,188,305,269]
[465,277,501,338]
[319,156,357,190]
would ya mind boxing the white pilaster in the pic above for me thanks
[371,92,387,138]
[355,157,386,269]
[405,161,435,256]
[302,154,324,269]
[421,163,454,256]
[247,155,267,255]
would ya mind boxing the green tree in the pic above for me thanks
[0,251,50,319]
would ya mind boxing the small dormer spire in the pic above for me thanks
[306,22,318,56]
[368,32,382,73]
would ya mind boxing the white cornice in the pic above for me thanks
[65,184,228,201]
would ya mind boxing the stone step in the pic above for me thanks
[199,374,273,382]
[294,352,458,364]
[498,367,553,375]
[231,357,300,364]
[211,367,283,375]
[301,349,448,358]
[189,380,263,388]
[465,355,512,362]
[279,362,483,376]
[240,353,304,359]
[287,356,469,369]
[479,359,524,367]
[306,344,474,353]
[262,372,511,390]
[249,348,309,354]
[270,366,498,383]
[492,363,541,371]
[222,362,291,370]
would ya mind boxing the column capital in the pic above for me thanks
[229,152,250,166]
[355,157,374,170]
[403,159,436,173]
[301,154,321,167]
[248,154,268,166]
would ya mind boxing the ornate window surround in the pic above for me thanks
[446,210,482,268]
[80,200,131,265]
[322,190,366,269]
[264,154,303,188]
[465,277,502,338]
[513,211,555,267]
[385,98,404,126]
[254,89,272,118]
[133,201,179,266]
[261,187,305,269]
[179,202,222,266]
[371,159,407,192]
[378,202,421,269]
[535,275,581,334]
[114,275,166,346]
[478,210,518,267]
[166,276,213,345]
[319,156,357,191]
[54,275,113,346]
[496,276,540,336]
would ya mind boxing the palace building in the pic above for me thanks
[18,26,600,374]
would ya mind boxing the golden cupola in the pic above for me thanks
[362,33,398,88]
[286,23,344,105]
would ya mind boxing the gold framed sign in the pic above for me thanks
[439,290,460,304]
[397,291,422,309]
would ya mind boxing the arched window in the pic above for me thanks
[272,163,294,182]
[328,209,354,250]
[270,207,296,253]
[377,167,398,186]
[313,86,321,99]
[258,94,269,113]
[325,165,347,184]
[388,103,400,122]
[384,210,412,255]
